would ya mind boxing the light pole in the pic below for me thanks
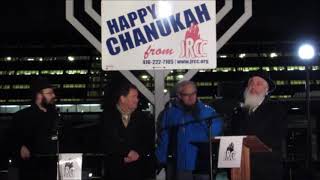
[298,43,315,173]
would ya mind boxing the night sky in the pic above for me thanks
[0,0,319,47]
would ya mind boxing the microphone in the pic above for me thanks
[166,97,176,108]
[56,107,60,115]
[56,108,63,129]
[56,107,61,117]
[233,102,245,114]
[51,107,63,141]
[239,102,245,109]
[202,114,224,121]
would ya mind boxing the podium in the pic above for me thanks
[213,136,271,180]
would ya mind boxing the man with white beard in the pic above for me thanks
[243,75,270,113]
[231,72,287,180]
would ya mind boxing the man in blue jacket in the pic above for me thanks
[156,81,223,180]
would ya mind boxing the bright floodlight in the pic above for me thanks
[68,56,75,61]
[298,44,315,60]
[157,1,172,18]
[239,53,246,58]
[177,74,184,79]
[141,75,148,79]
[270,52,278,58]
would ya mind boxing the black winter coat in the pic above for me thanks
[231,99,287,180]
[11,104,58,180]
[12,104,58,155]
[100,107,154,180]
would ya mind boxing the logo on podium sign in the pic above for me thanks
[58,153,83,180]
[224,142,235,161]
[215,136,246,168]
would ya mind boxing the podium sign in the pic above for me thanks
[58,153,83,180]
[216,136,246,168]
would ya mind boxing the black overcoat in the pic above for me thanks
[100,107,154,180]
[11,104,58,180]
[231,99,287,180]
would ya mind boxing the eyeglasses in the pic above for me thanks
[180,91,197,97]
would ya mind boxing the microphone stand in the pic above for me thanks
[160,114,222,180]
[160,114,222,131]
[207,116,214,180]
[52,110,62,180]
[56,119,61,180]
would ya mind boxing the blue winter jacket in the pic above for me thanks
[156,100,223,171]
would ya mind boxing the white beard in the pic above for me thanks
[243,88,265,111]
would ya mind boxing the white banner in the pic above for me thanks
[216,136,246,168]
[57,153,83,180]
[101,0,216,70]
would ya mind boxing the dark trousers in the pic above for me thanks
[19,157,57,180]
[176,171,209,180]
[104,157,143,180]
[251,155,284,180]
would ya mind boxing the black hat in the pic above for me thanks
[31,77,54,94]
[245,71,276,93]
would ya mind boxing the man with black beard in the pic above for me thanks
[231,72,287,180]
[11,77,59,180]
[156,81,223,180]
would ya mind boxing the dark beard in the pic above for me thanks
[41,100,56,112]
